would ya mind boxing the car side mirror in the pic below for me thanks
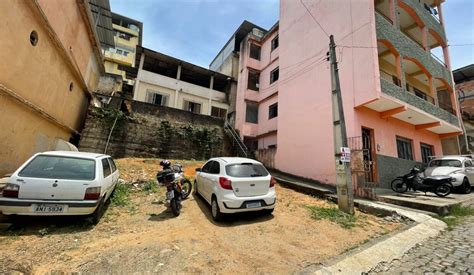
[195,168,202,172]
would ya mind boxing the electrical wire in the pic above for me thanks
[299,0,329,38]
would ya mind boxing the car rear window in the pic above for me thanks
[225,163,269,178]
[19,155,96,180]
[429,159,462,168]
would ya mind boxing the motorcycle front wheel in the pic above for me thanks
[391,178,408,193]
[181,179,192,199]
[434,184,451,197]
[170,198,181,216]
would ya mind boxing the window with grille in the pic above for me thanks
[421,143,434,164]
[211,107,227,118]
[397,136,413,160]
[183,100,202,114]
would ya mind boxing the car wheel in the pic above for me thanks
[461,178,471,194]
[211,196,223,222]
[91,197,105,225]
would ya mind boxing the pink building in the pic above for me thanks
[211,0,462,187]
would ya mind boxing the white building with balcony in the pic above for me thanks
[132,46,233,118]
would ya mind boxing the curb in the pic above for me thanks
[314,201,447,274]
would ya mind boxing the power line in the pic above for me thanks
[299,0,329,38]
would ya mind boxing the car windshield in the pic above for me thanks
[428,159,462,168]
[225,163,269,178]
[18,155,96,180]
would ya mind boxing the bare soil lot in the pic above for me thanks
[0,158,402,274]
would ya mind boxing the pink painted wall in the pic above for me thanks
[276,0,379,183]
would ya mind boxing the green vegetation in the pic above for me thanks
[110,183,131,207]
[307,206,357,229]
[142,180,159,194]
[437,204,474,231]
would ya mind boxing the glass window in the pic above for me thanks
[270,67,279,84]
[146,91,168,106]
[465,160,472,167]
[429,159,462,168]
[102,158,111,178]
[245,102,258,124]
[183,100,202,114]
[269,103,278,119]
[209,161,221,174]
[201,161,213,173]
[420,143,434,164]
[225,163,269,178]
[19,155,96,180]
[249,44,261,60]
[271,35,279,51]
[211,107,227,118]
[247,71,260,91]
[396,136,413,160]
[108,158,117,173]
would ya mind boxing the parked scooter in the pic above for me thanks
[156,160,192,216]
[391,166,453,197]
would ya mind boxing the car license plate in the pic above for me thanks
[166,191,174,200]
[246,202,261,208]
[33,204,65,213]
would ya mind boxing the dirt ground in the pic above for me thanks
[0,158,402,274]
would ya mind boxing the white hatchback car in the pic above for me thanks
[0,151,119,224]
[194,157,276,221]
[425,156,472,194]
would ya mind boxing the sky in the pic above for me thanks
[110,0,473,70]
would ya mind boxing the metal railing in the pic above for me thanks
[430,52,447,68]
[224,122,249,158]
[380,70,401,87]
[438,101,457,116]
[406,83,435,104]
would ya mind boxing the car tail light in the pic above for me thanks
[219,177,233,190]
[84,187,101,200]
[270,177,277,188]
[3,183,20,198]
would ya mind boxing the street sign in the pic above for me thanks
[340,147,351,163]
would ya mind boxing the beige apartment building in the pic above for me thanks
[0,0,106,175]
[132,46,232,117]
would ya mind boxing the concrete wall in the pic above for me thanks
[79,102,232,160]
[377,154,421,188]
[134,68,229,116]
[0,0,98,175]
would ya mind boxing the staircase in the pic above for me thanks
[224,122,252,158]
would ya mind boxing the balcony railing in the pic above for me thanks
[406,83,435,104]
[438,101,457,116]
[422,3,441,24]
[430,52,447,68]
[380,70,401,87]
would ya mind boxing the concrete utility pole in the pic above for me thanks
[329,35,354,214]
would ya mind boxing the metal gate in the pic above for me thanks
[348,135,377,199]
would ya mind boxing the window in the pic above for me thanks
[247,71,260,91]
[209,161,220,174]
[245,102,258,124]
[420,143,434,164]
[429,159,462,168]
[270,67,279,84]
[396,136,413,160]
[108,158,117,173]
[465,160,473,168]
[146,91,168,106]
[102,158,111,178]
[116,49,123,55]
[249,44,261,60]
[268,103,278,119]
[225,163,269,178]
[211,106,227,118]
[123,51,129,57]
[18,155,95,180]
[183,100,202,114]
[201,161,213,173]
[271,35,279,51]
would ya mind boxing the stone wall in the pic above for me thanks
[377,154,422,188]
[79,100,233,160]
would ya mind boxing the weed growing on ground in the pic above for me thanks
[142,180,158,194]
[437,204,474,230]
[306,206,357,229]
[111,184,131,207]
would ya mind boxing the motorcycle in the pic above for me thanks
[391,166,453,197]
[156,161,192,216]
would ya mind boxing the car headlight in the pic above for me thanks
[451,177,457,182]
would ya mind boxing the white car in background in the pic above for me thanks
[425,156,472,194]
[194,157,276,221]
[0,151,119,224]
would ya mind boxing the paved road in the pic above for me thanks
[369,217,474,274]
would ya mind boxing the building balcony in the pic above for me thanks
[103,51,134,67]
[400,0,445,40]
[363,77,461,136]
[376,12,452,87]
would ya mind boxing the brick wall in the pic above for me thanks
[79,100,233,160]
